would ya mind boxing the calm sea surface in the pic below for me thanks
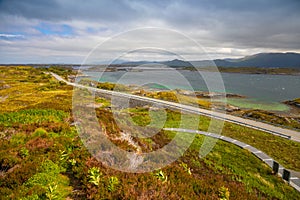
[83,70,300,111]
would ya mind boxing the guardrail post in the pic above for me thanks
[282,169,291,182]
[272,161,279,174]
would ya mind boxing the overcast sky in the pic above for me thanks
[0,0,300,64]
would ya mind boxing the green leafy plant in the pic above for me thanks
[23,160,70,199]
[59,150,69,161]
[19,147,29,158]
[180,162,192,175]
[88,167,102,186]
[108,176,119,192]
[154,170,168,183]
[68,158,77,166]
[20,194,40,200]
[45,183,58,200]
[218,186,230,200]
[25,160,64,187]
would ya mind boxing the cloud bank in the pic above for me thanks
[0,0,300,63]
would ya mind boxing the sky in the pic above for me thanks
[0,0,300,64]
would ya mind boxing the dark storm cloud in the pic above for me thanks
[3,0,298,24]
[0,0,139,22]
[151,0,300,49]
[1,0,300,63]
[0,0,66,21]
[1,0,299,38]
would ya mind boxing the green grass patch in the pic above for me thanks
[128,107,300,171]
[0,109,69,127]
[203,139,299,199]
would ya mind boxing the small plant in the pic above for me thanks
[218,186,230,200]
[88,167,102,186]
[59,150,68,161]
[45,183,58,200]
[155,170,168,183]
[180,162,192,175]
[108,176,119,192]
[68,159,76,166]
[32,128,48,137]
[19,147,29,158]
[23,160,70,199]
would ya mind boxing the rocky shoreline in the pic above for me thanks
[284,98,300,108]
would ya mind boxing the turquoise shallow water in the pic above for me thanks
[83,70,300,111]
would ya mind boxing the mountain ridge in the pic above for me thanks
[122,52,300,68]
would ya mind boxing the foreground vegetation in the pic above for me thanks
[0,66,299,199]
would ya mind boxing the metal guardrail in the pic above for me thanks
[164,128,300,193]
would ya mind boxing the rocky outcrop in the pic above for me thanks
[284,99,300,108]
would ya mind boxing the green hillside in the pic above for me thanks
[0,66,299,199]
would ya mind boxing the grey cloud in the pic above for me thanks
[1,0,300,63]
[0,0,139,22]
[0,0,66,21]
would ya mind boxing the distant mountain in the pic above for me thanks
[164,59,193,67]
[214,53,300,68]
[122,59,193,67]
[122,61,152,65]
[122,52,300,68]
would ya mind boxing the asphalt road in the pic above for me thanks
[51,72,300,142]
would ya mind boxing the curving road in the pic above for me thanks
[51,72,300,142]
[163,128,300,192]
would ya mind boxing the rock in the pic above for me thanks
[226,105,240,112]
[284,100,300,108]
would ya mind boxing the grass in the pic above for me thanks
[201,138,299,199]
[127,107,300,171]
[134,90,211,109]
[0,66,73,113]
[0,66,299,199]
[0,109,69,127]
[41,66,76,80]
[241,109,300,130]
[221,121,300,171]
